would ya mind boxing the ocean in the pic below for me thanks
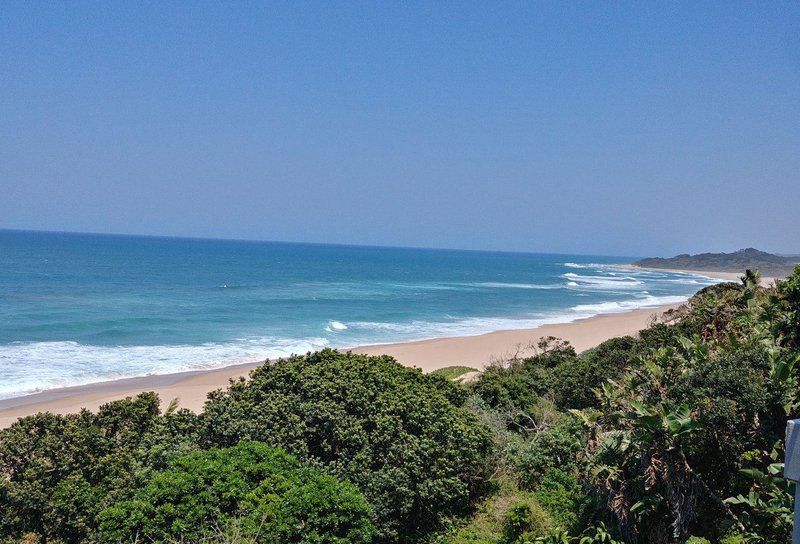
[0,230,719,398]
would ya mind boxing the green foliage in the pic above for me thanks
[439,484,552,544]
[459,269,800,543]
[533,469,592,533]
[469,335,639,419]
[575,273,798,543]
[670,349,779,495]
[469,363,544,417]
[200,349,493,543]
[532,523,621,544]
[774,265,800,348]
[547,336,640,409]
[0,393,197,543]
[98,441,375,544]
[507,422,583,491]
[724,449,794,544]
[502,502,552,543]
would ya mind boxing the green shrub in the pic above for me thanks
[547,336,639,409]
[501,501,551,543]
[507,422,582,491]
[469,364,544,416]
[441,485,552,544]
[719,532,747,544]
[0,393,189,543]
[775,265,800,348]
[670,348,777,497]
[97,441,374,544]
[532,469,591,533]
[200,349,493,543]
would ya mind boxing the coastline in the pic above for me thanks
[0,302,681,428]
[619,264,778,287]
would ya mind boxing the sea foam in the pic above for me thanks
[570,295,687,314]
[562,272,644,289]
[467,282,563,290]
[0,336,330,400]
[325,320,349,331]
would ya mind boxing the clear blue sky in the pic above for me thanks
[1,2,798,256]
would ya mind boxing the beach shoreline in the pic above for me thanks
[618,264,778,287]
[0,300,685,428]
[3,263,765,428]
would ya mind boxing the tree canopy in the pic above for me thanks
[200,349,494,542]
[98,441,375,543]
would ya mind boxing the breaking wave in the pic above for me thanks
[466,282,563,290]
[562,272,644,289]
[325,320,349,332]
[570,295,688,314]
[0,336,331,400]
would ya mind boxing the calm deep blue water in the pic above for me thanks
[0,230,719,398]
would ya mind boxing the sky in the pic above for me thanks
[1,2,798,257]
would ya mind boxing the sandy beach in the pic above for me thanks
[0,302,681,428]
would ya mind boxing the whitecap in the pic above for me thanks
[570,295,687,314]
[325,320,349,332]
[562,272,644,289]
[0,336,331,400]
[466,282,563,290]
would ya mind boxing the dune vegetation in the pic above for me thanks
[431,365,479,381]
[1,267,798,544]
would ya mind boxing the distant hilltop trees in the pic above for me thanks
[634,247,798,277]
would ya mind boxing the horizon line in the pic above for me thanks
[0,226,641,260]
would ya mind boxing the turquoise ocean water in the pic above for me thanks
[0,230,720,398]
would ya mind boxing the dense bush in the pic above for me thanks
[0,393,197,543]
[462,267,800,543]
[469,336,641,416]
[200,349,493,543]
[532,468,592,534]
[0,351,491,544]
[507,421,582,491]
[98,441,375,543]
[670,348,779,495]
[546,336,640,409]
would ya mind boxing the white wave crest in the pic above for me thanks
[0,336,331,400]
[562,272,644,289]
[325,320,348,331]
[661,278,719,285]
[346,316,553,341]
[346,293,690,346]
[468,282,563,290]
[562,262,605,269]
[570,295,687,314]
